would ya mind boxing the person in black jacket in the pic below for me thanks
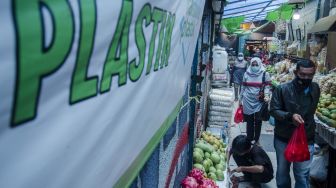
[270,59,320,188]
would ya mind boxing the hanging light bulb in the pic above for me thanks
[293,5,300,20]
[293,9,300,20]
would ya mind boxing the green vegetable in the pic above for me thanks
[215,164,224,171]
[210,152,221,164]
[216,170,225,181]
[205,152,211,159]
[193,151,203,164]
[193,163,205,172]
[203,160,212,172]
[209,166,217,173]
[194,148,204,158]
[208,172,217,181]
[206,158,213,167]
[195,141,214,153]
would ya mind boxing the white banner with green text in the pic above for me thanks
[0,0,205,187]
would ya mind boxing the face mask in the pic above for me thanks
[238,57,243,61]
[295,76,312,88]
[251,66,260,73]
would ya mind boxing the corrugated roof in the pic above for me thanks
[223,0,289,22]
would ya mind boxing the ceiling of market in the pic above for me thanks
[223,0,290,23]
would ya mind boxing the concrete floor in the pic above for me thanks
[227,103,295,188]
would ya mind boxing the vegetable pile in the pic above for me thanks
[316,94,336,128]
[192,131,227,181]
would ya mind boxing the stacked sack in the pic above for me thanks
[208,88,234,127]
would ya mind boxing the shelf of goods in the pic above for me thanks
[309,36,328,74]
[315,73,336,149]
[271,59,295,84]
[211,73,230,88]
[186,130,229,188]
[207,88,234,127]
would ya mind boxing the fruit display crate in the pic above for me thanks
[315,116,336,149]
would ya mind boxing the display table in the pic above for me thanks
[315,116,336,149]
[216,170,229,188]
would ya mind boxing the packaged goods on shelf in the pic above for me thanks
[272,59,296,84]
[316,47,328,73]
[286,41,300,55]
[209,106,233,113]
[208,88,234,127]
[319,74,336,95]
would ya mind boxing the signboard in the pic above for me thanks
[0,0,205,187]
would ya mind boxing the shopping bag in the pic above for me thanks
[284,123,310,162]
[234,105,244,124]
[310,150,329,181]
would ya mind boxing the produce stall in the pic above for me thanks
[314,73,336,188]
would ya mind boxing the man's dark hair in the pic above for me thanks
[296,59,316,70]
[231,135,251,154]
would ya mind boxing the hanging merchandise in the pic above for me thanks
[287,41,300,55]
[272,59,296,84]
[284,124,310,162]
[316,47,328,74]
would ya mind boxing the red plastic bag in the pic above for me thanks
[234,105,244,124]
[284,123,310,162]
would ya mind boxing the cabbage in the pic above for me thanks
[181,176,199,188]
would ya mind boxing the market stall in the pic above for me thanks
[308,15,336,188]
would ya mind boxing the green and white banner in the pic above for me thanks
[0,0,205,187]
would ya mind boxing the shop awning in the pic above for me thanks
[309,15,336,34]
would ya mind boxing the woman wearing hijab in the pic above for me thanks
[239,57,272,145]
[233,53,248,101]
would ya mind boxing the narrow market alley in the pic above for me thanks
[1,0,336,188]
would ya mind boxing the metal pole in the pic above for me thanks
[188,41,199,171]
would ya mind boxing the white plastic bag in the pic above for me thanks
[309,151,329,181]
